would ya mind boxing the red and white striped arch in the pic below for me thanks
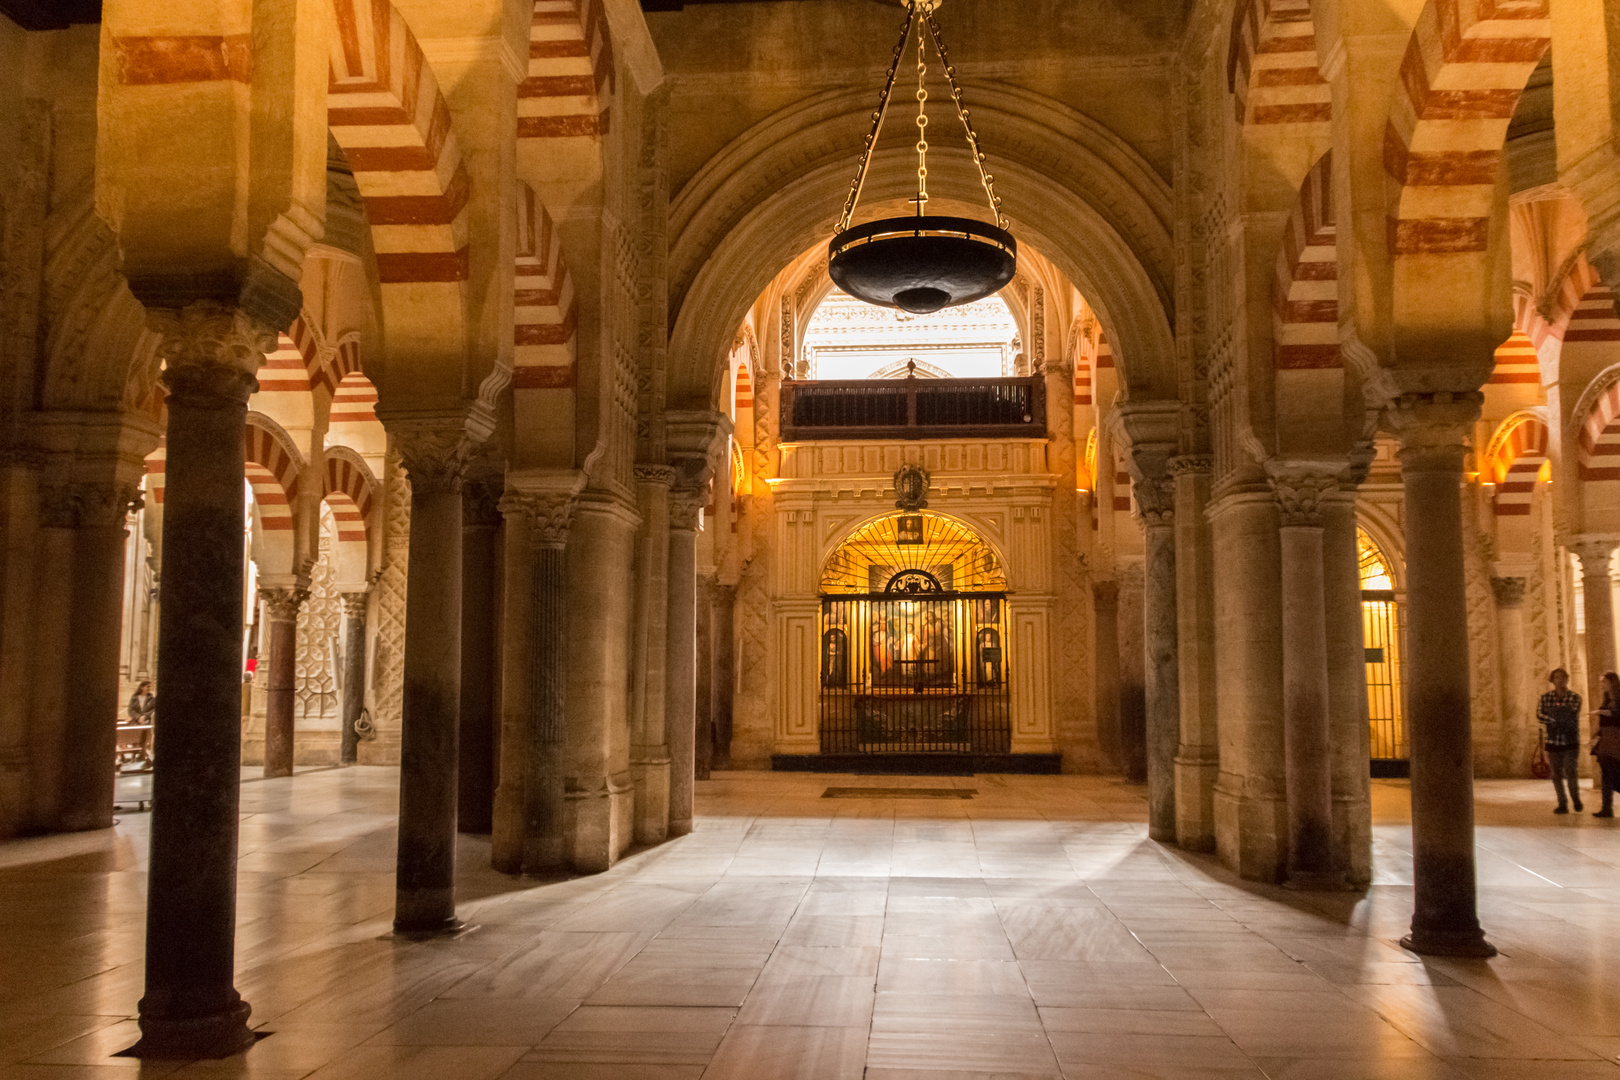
[1490,330,1539,385]
[244,416,303,534]
[1383,0,1550,257]
[512,181,577,389]
[1579,372,1620,481]
[1227,0,1331,127]
[1274,151,1337,369]
[733,363,753,416]
[1566,282,1620,348]
[145,446,165,508]
[257,332,314,395]
[327,0,470,286]
[1484,412,1548,516]
[330,370,380,426]
[324,447,377,584]
[519,0,614,140]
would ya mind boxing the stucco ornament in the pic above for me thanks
[893,464,930,511]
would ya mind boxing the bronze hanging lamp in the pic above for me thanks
[828,0,1015,315]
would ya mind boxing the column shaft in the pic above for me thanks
[393,446,465,934]
[260,591,302,778]
[1392,394,1494,957]
[666,497,700,837]
[491,507,533,873]
[1142,519,1179,842]
[712,584,736,770]
[1578,546,1617,708]
[1171,457,1217,851]
[1092,581,1124,774]
[1278,522,1340,886]
[340,595,367,765]
[459,507,499,833]
[524,537,569,870]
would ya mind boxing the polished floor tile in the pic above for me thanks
[6,770,1620,1078]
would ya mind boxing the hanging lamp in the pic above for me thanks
[828,0,1015,315]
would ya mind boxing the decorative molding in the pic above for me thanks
[1490,576,1527,609]
[893,464,931,511]
[260,585,310,623]
[668,488,705,532]
[151,302,276,406]
[1383,391,1484,472]
[1167,454,1212,477]
[1268,467,1337,529]
[391,423,475,495]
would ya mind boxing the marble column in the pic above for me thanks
[1387,392,1495,957]
[525,493,576,872]
[259,584,307,778]
[1323,492,1374,886]
[666,488,703,837]
[1491,575,1529,772]
[712,583,736,770]
[339,592,368,765]
[1271,466,1347,890]
[696,575,714,781]
[392,426,470,935]
[135,303,273,1058]
[1573,538,1619,713]
[458,483,501,833]
[1170,455,1218,852]
[1132,465,1179,843]
[1092,580,1124,773]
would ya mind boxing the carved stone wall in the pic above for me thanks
[362,444,408,764]
[293,511,342,762]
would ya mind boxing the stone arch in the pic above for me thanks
[1383,0,1551,360]
[245,413,305,574]
[817,509,1011,593]
[519,0,615,140]
[1578,368,1620,480]
[667,87,1177,409]
[323,445,377,585]
[1490,330,1540,386]
[512,180,577,390]
[1273,150,1337,370]
[1357,506,1406,589]
[1483,411,1550,516]
[326,0,471,381]
[1227,0,1331,128]
[258,332,315,396]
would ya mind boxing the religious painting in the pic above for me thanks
[821,628,849,687]
[896,514,924,544]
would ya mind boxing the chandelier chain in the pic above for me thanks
[921,3,1006,228]
[914,13,929,215]
[836,2,916,233]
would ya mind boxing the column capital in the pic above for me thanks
[1267,462,1340,529]
[634,463,677,488]
[1489,576,1527,608]
[1167,454,1213,478]
[669,487,706,532]
[39,479,141,529]
[392,421,476,495]
[340,591,371,618]
[259,584,309,622]
[151,302,277,407]
[1571,534,1620,569]
[1384,391,1483,471]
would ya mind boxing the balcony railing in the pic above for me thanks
[779,376,1046,441]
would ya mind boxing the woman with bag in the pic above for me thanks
[1592,671,1620,818]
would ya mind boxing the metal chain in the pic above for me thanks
[921,2,1006,228]
[836,2,917,233]
[913,10,929,216]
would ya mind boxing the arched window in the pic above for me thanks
[1359,528,1408,772]
[801,289,1020,380]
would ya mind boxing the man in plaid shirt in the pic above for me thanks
[1539,668,1585,814]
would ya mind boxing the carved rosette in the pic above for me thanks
[669,488,705,532]
[1269,470,1338,529]
[260,586,310,623]
[392,425,473,495]
[150,301,277,407]
[1490,576,1527,609]
[1384,391,1483,473]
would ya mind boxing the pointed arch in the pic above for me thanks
[519,0,615,140]
[1227,0,1331,128]
[1273,150,1337,369]
[1483,411,1549,515]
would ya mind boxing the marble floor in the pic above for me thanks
[5,769,1620,1079]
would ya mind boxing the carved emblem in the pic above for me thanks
[893,464,930,511]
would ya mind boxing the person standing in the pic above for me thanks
[1539,668,1584,814]
[1593,671,1620,818]
[127,681,155,724]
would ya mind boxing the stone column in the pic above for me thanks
[696,575,714,781]
[666,488,703,837]
[1170,455,1218,852]
[1387,393,1495,957]
[259,584,307,778]
[339,592,368,765]
[392,426,470,936]
[458,482,501,833]
[712,583,736,770]
[135,303,273,1058]
[525,493,576,872]
[1573,538,1619,713]
[1092,580,1124,773]
[630,465,672,845]
[1271,466,1347,890]
[1131,463,1179,843]
[1491,575,1529,772]
[1323,492,1373,886]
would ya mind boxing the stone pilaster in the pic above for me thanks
[712,583,737,770]
[391,423,472,935]
[258,583,309,778]
[1128,452,1178,843]
[339,591,369,765]
[1386,392,1496,957]
[1269,464,1347,890]
[666,487,704,837]
[135,301,274,1059]
[630,464,674,845]
[1169,454,1217,853]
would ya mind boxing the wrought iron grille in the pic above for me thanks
[819,592,1011,754]
[781,376,1045,441]
[1362,589,1408,764]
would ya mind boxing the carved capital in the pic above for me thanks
[150,302,276,407]
[669,488,705,532]
[1268,467,1338,529]
[1490,576,1527,608]
[260,585,309,623]
[1384,391,1483,473]
[340,591,371,619]
[392,423,474,495]
[634,463,676,488]
[500,492,578,550]
[1132,475,1176,526]
[462,478,504,529]
[1167,454,1213,478]
[1571,535,1620,574]
[38,480,141,529]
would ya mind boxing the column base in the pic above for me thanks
[393,887,461,936]
[1283,869,1352,892]
[1148,823,1177,843]
[1399,929,1497,958]
[669,816,693,837]
[126,999,255,1060]
[521,837,566,875]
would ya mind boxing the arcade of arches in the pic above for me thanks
[9,0,1620,1068]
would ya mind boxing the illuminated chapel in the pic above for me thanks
[6,0,1620,1070]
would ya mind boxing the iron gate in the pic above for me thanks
[819,592,1011,754]
[1362,588,1409,768]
